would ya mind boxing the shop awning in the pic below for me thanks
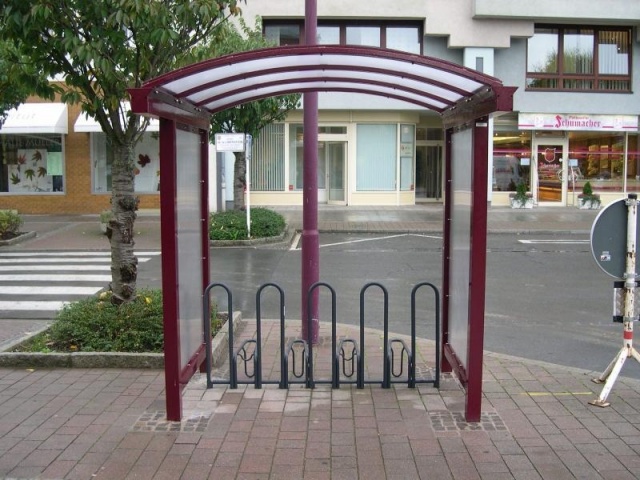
[0,103,68,135]
[74,103,159,132]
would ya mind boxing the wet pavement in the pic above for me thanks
[1,204,635,480]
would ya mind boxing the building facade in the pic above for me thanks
[2,1,639,213]
[0,92,161,214]
[240,0,640,208]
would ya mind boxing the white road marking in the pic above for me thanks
[518,239,589,244]
[0,274,112,282]
[0,301,69,311]
[0,251,160,257]
[0,265,111,272]
[313,233,442,249]
[0,286,102,295]
[0,257,151,264]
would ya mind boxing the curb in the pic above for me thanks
[210,226,294,248]
[0,312,243,369]
[0,231,36,246]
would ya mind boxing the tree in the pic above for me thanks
[206,19,300,210]
[0,38,53,127]
[1,0,241,304]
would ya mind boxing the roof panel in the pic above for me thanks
[131,45,514,124]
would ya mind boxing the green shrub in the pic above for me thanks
[209,208,285,241]
[49,289,165,352]
[0,210,23,239]
[15,289,220,353]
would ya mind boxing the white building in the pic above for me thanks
[233,0,640,208]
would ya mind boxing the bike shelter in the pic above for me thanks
[129,45,516,422]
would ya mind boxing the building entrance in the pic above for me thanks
[318,141,347,204]
[534,138,568,204]
[415,144,443,201]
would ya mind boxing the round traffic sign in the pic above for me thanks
[591,196,640,279]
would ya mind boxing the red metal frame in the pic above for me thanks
[159,118,181,421]
[129,44,515,423]
[466,117,490,422]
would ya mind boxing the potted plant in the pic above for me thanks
[509,181,534,209]
[578,181,601,209]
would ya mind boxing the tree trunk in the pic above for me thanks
[233,151,246,210]
[107,140,139,304]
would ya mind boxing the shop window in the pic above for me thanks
[251,124,285,191]
[264,20,422,54]
[356,124,396,191]
[626,135,640,193]
[0,134,64,194]
[527,26,631,92]
[567,131,625,193]
[92,133,159,193]
[492,131,532,192]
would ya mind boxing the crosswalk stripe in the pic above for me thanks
[0,251,160,257]
[0,274,112,282]
[0,257,152,264]
[0,301,69,311]
[0,265,111,272]
[0,286,102,295]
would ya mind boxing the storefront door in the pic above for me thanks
[317,141,347,204]
[327,142,346,203]
[415,145,443,201]
[534,139,567,204]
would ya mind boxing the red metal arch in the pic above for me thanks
[130,45,515,128]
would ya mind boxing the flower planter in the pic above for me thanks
[578,196,601,210]
[509,195,534,209]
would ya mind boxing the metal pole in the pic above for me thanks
[301,0,319,343]
[245,135,252,237]
[591,193,640,407]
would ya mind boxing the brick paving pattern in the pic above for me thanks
[1,324,640,478]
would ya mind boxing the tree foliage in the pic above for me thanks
[0,38,53,127]
[206,19,301,209]
[1,0,241,303]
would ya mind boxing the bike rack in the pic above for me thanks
[203,280,440,390]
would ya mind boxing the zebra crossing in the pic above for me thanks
[0,251,161,319]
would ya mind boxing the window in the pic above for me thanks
[627,135,640,193]
[492,131,532,192]
[356,124,396,191]
[526,26,631,91]
[92,133,159,193]
[251,124,285,191]
[264,24,300,46]
[264,20,422,54]
[568,131,625,193]
[0,134,65,194]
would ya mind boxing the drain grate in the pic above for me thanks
[132,410,213,432]
[429,411,507,432]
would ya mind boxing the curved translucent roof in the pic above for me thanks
[130,45,515,126]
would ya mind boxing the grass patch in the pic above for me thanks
[209,208,285,241]
[12,289,223,353]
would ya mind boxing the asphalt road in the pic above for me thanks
[197,231,637,380]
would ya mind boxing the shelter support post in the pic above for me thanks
[301,0,319,343]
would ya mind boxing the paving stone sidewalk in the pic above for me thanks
[1,320,640,479]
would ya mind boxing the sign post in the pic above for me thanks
[590,194,640,407]
[214,133,251,236]
[245,135,252,238]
